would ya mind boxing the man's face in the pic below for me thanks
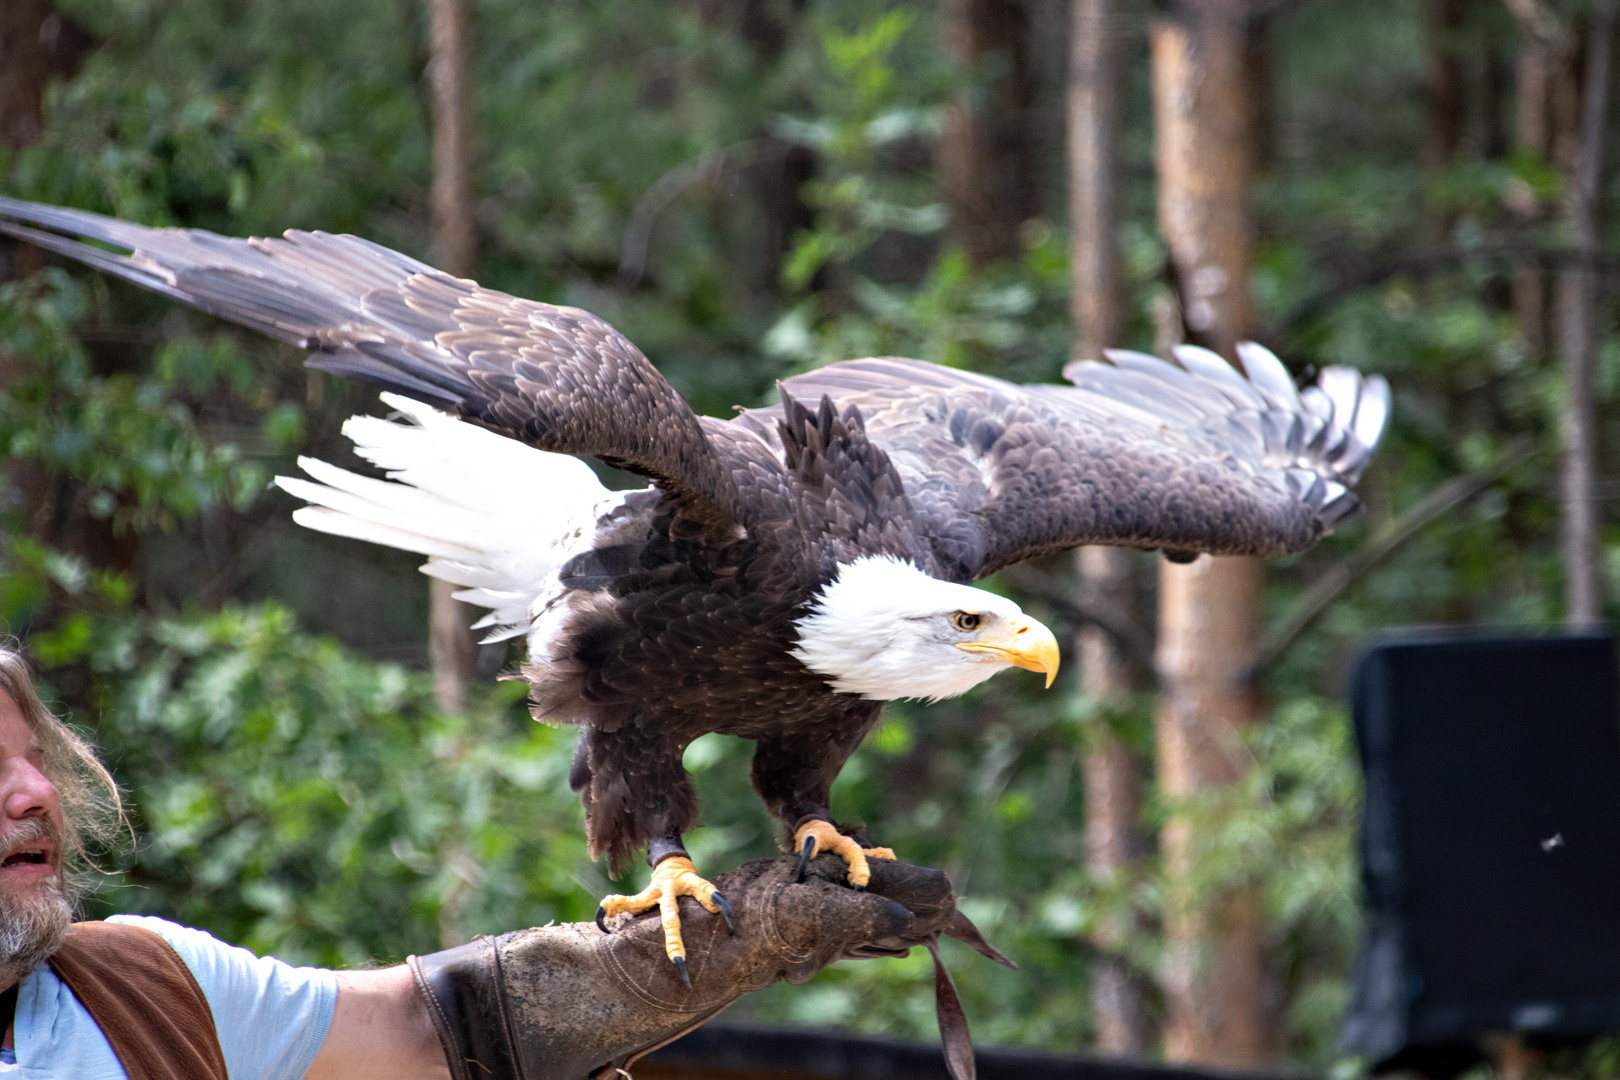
[0,691,69,980]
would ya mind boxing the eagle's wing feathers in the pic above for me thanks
[737,347,1388,579]
[273,393,623,647]
[0,197,1387,582]
[0,197,740,516]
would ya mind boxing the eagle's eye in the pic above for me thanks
[950,611,982,632]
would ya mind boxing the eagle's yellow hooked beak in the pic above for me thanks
[955,615,1061,688]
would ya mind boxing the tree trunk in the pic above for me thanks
[1151,8,1254,354]
[1155,555,1269,1065]
[429,0,476,281]
[1069,0,1121,364]
[1069,0,1150,1056]
[2,1,93,562]
[426,0,480,715]
[1150,3,1273,1066]
[1506,0,1573,357]
[1423,0,1467,243]
[0,1,49,150]
[1556,3,1614,628]
[1078,548,1151,1055]
[938,0,1038,267]
[1511,30,1553,354]
[1,0,56,282]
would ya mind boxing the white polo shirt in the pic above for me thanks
[0,915,337,1079]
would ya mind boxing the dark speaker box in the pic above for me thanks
[1340,631,1620,1071]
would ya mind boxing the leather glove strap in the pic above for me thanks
[409,938,521,1080]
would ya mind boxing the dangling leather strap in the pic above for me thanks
[928,907,1019,1080]
[49,921,228,1080]
[927,936,975,1080]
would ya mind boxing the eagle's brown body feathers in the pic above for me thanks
[536,396,915,870]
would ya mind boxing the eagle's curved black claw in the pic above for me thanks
[713,890,736,933]
[595,906,609,934]
[849,883,865,893]
[672,955,692,989]
[795,834,816,883]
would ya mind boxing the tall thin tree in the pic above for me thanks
[1506,0,1615,627]
[1422,0,1467,243]
[0,1,50,151]
[1556,1,1614,628]
[1068,0,1150,1055]
[0,0,52,560]
[2,2,94,562]
[426,0,480,714]
[0,1,86,280]
[424,0,482,950]
[1151,0,1272,1065]
[1505,0,1571,357]
[939,0,1038,267]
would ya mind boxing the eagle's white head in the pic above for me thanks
[791,556,1061,702]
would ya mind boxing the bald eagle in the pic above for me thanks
[0,197,1388,981]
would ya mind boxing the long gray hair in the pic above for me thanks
[0,641,126,901]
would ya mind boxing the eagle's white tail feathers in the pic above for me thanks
[343,394,608,511]
[274,394,632,648]
[288,504,482,562]
[279,465,499,555]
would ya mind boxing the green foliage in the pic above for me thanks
[777,9,944,292]
[71,603,593,967]
[764,5,1049,378]
[4,530,597,966]
[0,272,263,535]
[2,0,1616,1074]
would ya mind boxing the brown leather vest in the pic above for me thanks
[45,921,228,1080]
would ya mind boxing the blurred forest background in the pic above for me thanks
[1,0,1617,1075]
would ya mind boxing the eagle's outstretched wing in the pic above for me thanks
[1,197,1387,581]
[0,197,739,515]
[734,347,1388,580]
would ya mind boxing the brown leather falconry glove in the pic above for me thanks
[409,854,1002,1080]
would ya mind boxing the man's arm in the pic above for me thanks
[304,855,970,1080]
[304,967,448,1080]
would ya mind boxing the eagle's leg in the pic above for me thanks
[791,819,896,890]
[752,727,893,890]
[594,836,735,988]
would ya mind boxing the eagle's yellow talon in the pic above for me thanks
[793,820,895,889]
[596,855,723,970]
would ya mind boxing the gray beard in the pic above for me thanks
[0,820,71,982]
[0,880,69,980]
